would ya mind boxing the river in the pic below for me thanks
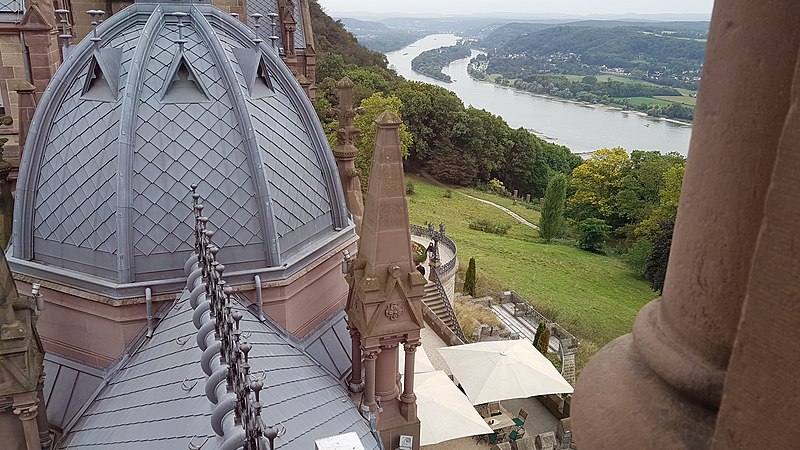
[385,34,693,156]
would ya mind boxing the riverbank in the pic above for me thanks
[467,66,694,127]
[387,34,693,154]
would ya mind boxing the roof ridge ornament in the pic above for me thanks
[190,185,287,450]
[87,9,106,43]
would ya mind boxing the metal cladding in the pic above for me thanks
[10,0,349,293]
[56,187,379,449]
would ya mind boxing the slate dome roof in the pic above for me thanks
[11,0,350,294]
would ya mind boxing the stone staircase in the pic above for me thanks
[421,282,454,330]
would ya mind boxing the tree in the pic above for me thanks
[645,220,675,293]
[578,218,611,253]
[536,326,551,355]
[636,163,686,237]
[533,322,546,353]
[569,147,629,218]
[327,93,412,192]
[540,173,568,241]
[463,257,477,296]
[614,150,685,224]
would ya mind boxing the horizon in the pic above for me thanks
[318,0,715,20]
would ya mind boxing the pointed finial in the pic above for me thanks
[249,13,264,45]
[170,12,189,53]
[87,10,105,42]
[375,110,402,126]
[267,12,279,50]
[55,9,72,49]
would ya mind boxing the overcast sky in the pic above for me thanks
[318,0,715,18]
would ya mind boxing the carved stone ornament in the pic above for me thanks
[385,302,404,321]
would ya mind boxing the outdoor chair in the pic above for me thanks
[509,427,526,442]
[488,432,507,445]
[513,409,528,427]
[489,401,502,416]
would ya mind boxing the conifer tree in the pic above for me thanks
[540,173,568,241]
[463,257,477,296]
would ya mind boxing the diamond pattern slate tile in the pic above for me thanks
[33,23,143,257]
[132,24,262,258]
[247,0,306,50]
[58,287,380,450]
[217,32,332,242]
[0,0,22,12]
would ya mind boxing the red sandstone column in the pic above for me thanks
[375,343,400,402]
[348,326,364,392]
[400,340,419,421]
[363,348,379,412]
[572,1,800,448]
[12,395,41,450]
[711,43,800,449]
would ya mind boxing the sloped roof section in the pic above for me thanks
[58,289,379,449]
[248,0,307,50]
[10,3,350,296]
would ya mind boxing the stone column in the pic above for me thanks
[348,326,364,392]
[572,1,800,448]
[35,382,50,449]
[363,348,380,412]
[12,394,40,450]
[375,343,399,402]
[400,340,419,421]
[711,41,800,449]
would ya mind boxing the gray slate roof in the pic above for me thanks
[0,0,23,13]
[11,2,349,295]
[248,0,307,51]
[56,289,379,449]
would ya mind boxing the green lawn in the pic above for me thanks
[655,95,697,106]
[616,96,674,107]
[456,187,542,227]
[406,175,657,372]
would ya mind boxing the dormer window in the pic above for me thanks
[161,53,209,103]
[81,48,122,102]
[234,48,275,99]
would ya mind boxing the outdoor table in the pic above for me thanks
[485,413,516,431]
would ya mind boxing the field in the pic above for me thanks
[406,176,658,372]
[654,95,697,106]
[615,96,674,107]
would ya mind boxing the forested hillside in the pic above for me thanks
[308,0,581,199]
[482,24,706,89]
[411,44,471,82]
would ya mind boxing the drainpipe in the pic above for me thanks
[19,31,32,84]
[145,287,153,338]
[254,275,264,321]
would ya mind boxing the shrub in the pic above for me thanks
[476,178,511,198]
[623,238,653,278]
[443,189,453,198]
[578,218,611,253]
[645,220,675,293]
[464,257,477,296]
[405,181,415,195]
[412,242,427,264]
[469,219,512,235]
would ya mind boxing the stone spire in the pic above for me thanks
[345,111,426,450]
[333,77,365,233]
[0,248,48,450]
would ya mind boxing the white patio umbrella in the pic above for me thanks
[398,346,436,374]
[416,370,494,445]
[437,339,574,405]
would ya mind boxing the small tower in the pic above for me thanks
[0,249,48,450]
[345,111,426,449]
[333,77,365,233]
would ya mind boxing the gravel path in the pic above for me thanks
[459,193,540,231]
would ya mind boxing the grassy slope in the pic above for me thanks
[406,175,657,371]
